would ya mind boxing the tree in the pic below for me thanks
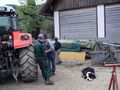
[18,0,53,39]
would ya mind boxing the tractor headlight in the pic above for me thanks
[21,35,30,40]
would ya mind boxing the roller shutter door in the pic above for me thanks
[59,7,97,39]
[105,4,120,43]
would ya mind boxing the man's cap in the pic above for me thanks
[38,34,44,39]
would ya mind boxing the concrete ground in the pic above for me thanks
[0,60,120,90]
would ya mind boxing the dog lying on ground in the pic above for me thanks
[81,67,96,81]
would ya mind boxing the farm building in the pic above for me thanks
[42,0,120,43]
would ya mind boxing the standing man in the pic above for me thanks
[34,34,54,85]
[54,37,62,64]
[44,34,56,75]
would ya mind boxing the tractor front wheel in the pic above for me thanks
[19,45,38,81]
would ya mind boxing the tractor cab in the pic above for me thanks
[0,6,18,53]
[0,6,19,32]
[0,5,32,50]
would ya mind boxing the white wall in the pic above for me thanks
[97,5,105,38]
[54,11,60,38]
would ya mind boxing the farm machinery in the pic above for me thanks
[0,5,38,82]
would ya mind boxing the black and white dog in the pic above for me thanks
[81,67,96,81]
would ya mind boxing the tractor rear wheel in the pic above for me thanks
[19,45,38,81]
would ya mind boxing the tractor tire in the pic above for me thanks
[19,45,38,81]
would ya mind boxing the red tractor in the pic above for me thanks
[0,5,38,82]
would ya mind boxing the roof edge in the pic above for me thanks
[41,0,54,15]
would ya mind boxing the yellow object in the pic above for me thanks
[2,41,7,44]
[60,51,86,60]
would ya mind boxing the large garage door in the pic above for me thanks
[105,4,120,43]
[60,7,97,39]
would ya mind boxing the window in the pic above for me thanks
[0,16,10,32]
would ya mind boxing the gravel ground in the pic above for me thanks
[0,60,120,90]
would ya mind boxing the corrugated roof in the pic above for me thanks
[41,0,120,15]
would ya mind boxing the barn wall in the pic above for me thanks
[59,7,97,40]
[105,4,120,43]
[97,5,105,38]
[53,0,120,11]
[54,11,60,38]
[50,0,120,43]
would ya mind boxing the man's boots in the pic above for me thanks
[45,78,54,85]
